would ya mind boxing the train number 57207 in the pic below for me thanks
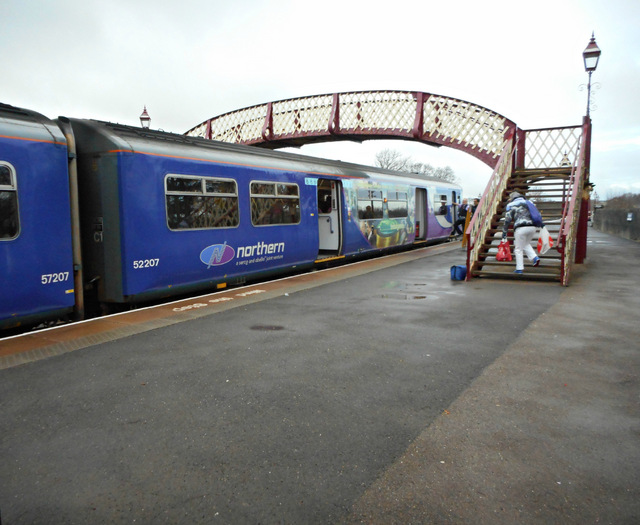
[41,272,70,284]
[133,258,160,269]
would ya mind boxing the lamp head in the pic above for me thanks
[583,32,601,73]
[139,106,151,129]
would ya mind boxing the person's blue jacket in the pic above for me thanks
[503,197,543,238]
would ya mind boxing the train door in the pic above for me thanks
[450,190,459,231]
[415,188,428,241]
[317,179,342,256]
[452,190,460,203]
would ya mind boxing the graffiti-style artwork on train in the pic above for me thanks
[354,183,416,249]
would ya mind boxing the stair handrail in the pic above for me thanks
[465,136,515,277]
[557,152,580,249]
[558,120,589,285]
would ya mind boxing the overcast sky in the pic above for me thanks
[2,0,638,199]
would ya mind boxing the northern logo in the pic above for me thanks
[200,243,235,268]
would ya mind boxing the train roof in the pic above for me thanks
[0,103,67,145]
[65,117,461,189]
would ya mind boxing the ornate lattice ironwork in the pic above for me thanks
[524,126,582,169]
[185,91,517,168]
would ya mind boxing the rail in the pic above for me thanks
[557,120,590,286]
[465,136,515,274]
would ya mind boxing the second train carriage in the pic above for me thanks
[68,119,461,307]
[0,103,461,330]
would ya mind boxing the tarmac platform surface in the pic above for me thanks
[0,229,638,524]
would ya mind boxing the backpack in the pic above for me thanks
[525,200,543,227]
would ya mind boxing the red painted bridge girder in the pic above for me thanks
[185,90,518,168]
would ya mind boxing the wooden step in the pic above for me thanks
[485,229,562,238]
[509,178,571,186]
[475,258,562,268]
[506,182,566,187]
[512,167,572,177]
[476,254,561,263]
[471,269,561,281]
[491,224,562,229]
[473,261,561,271]
[509,180,570,186]
[475,248,562,260]
[472,261,561,273]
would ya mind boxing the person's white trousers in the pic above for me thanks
[514,226,537,270]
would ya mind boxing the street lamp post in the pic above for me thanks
[140,106,151,129]
[582,33,601,117]
[576,33,601,265]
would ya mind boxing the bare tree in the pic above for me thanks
[433,166,457,183]
[374,149,411,171]
[375,148,458,183]
[409,162,435,177]
[605,192,640,208]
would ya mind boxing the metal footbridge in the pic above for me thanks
[186,90,593,286]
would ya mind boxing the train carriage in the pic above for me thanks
[0,104,75,330]
[68,119,328,307]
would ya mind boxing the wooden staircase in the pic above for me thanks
[470,167,572,281]
[465,119,591,286]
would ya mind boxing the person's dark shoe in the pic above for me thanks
[533,256,540,267]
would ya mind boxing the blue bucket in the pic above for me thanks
[450,264,467,281]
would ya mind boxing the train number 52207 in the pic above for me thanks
[133,258,160,269]
[41,272,70,284]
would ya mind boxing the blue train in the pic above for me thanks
[0,102,462,331]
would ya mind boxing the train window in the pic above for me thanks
[0,163,19,240]
[0,165,11,186]
[251,182,275,196]
[388,191,408,218]
[357,189,383,200]
[318,188,332,213]
[206,179,236,195]
[250,181,300,226]
[165,174,239,230]
[356,188,383,219]
[436,194,448,216]
[276,183,298,196]
[166,176,202,193]
[387,191,408,200]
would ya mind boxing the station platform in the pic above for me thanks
[0,229,638,524]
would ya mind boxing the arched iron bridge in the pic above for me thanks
[185,90,518,169]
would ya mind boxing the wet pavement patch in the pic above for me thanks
[250,324,285,331]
